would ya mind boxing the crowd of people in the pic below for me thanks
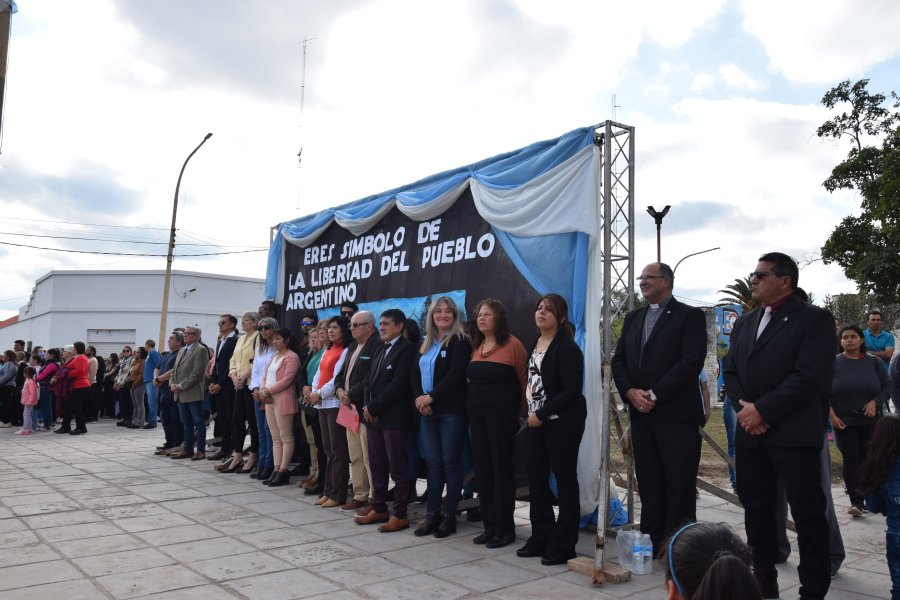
[3,251,899,598]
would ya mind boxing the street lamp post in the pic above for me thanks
[673,247,721,273]
[646,205,670,262]
[159,133,213,344]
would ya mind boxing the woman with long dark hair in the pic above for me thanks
[517,294,587,565]
[128,347,148,429]
[299,322,327,495]
[830,324,891,516]
[664,522,762,600]
[860,416,900,599]
[309,316,351,507]
[465,298,527,549]
[412,296,472,538]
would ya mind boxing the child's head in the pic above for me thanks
[664,522,761,600]
[859,415,900,495]
[23,366,36,379]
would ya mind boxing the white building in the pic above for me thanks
[0,270,266,355]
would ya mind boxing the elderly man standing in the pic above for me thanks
[170,326,210,461]
[611,262,707,552]
[334,310,382,513]
[724,252,835,600]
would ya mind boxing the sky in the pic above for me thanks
[2,0,900,319]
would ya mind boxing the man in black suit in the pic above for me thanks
[354,308,415,533]
[334,310,382,513]
[611,262,707,551]
[723,252,834,600]
[208,315,239,461]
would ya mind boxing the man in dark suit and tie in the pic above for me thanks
[611,262,707,551]
[354,308,415,532]
[208,315,239,462]
[723,252,835,600]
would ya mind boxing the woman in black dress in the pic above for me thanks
[465,298,527,549]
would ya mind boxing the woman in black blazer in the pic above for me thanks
[517,293,587,565]
[411,296,472,538]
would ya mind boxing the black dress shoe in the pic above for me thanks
[69,428,87,435]
[516,546,544,558]
[207,450,229,461]
[268,471,290,487]
[473,530,496,545]
[116,420,131,427]
[261,469,279,485]
[53,427,72,434]
[256,467,273,481]
[540,553,576,566]
[303,485,324,496]
[486,534,516,549]
[414,513,442,537]
[434,514,456,538]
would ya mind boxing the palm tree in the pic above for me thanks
[717,276,758,311]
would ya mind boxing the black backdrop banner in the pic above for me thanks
[279,190,540,340]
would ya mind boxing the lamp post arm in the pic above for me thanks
[673,247,720,273]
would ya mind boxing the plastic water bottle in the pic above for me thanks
[632,535,645,573]
[617,531,634,571]
[641,534,653,573]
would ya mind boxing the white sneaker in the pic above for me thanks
[847,505,862,517]
[0,423,12,428]
[15,429,32,436]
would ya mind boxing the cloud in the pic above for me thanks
[690,72,716,92]
[719,63,763,91]
[739,0,900,83]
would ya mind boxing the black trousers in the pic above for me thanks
[468,400,519,537]
[232,387,259,454]
[213,384,235,454]
[116,384,133,419]
[304,408,327,485]
[524,415,585,558]
[834,422,876,507]
[631,419,701,549]
[737,443,830,599]
[62,386,89,431]
[0,386,15,424]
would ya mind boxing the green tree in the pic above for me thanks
[823,293,900,330]
[717,276,757,311]
[817,79,900,303]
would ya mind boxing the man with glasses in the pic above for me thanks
[334,311,382,513]
[170,326,209,460]
[611,262,707,554]
[723,252,835,600]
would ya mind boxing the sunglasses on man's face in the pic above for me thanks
[300,320,314,326]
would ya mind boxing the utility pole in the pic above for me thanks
[0,0,14,151]
[159,133,213,344]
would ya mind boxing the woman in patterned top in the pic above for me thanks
[517,293,586,565]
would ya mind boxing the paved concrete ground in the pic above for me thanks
[0,422,891,599]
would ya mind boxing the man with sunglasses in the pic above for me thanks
[723,252,835,600]
[611,262,707,555]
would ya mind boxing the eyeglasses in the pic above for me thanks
[636,275,667,281]
[257,325,272,331]
[300,320,315,326]
[749,271,784,280]
[184,331,198,336]
[341,311,354,316]
[349,323,369,329]
[217,320,228,326]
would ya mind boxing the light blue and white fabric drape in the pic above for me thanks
[267,125,605,515]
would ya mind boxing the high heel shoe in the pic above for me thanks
[268,470,290,487]
[218,459,244,473]
[255,466,273,481]
[261,468,280,486]
[414,513,442,537]
[240,454,258,474]
[434,514,456,538]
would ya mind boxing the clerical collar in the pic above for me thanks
[763,294,791,315]
[648,297,672,310]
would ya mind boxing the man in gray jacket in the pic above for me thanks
[169,326,210,460]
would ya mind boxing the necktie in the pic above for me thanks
[756,306,772,340]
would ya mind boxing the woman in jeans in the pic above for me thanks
[412,296,471,538]
[250,316,278,481]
